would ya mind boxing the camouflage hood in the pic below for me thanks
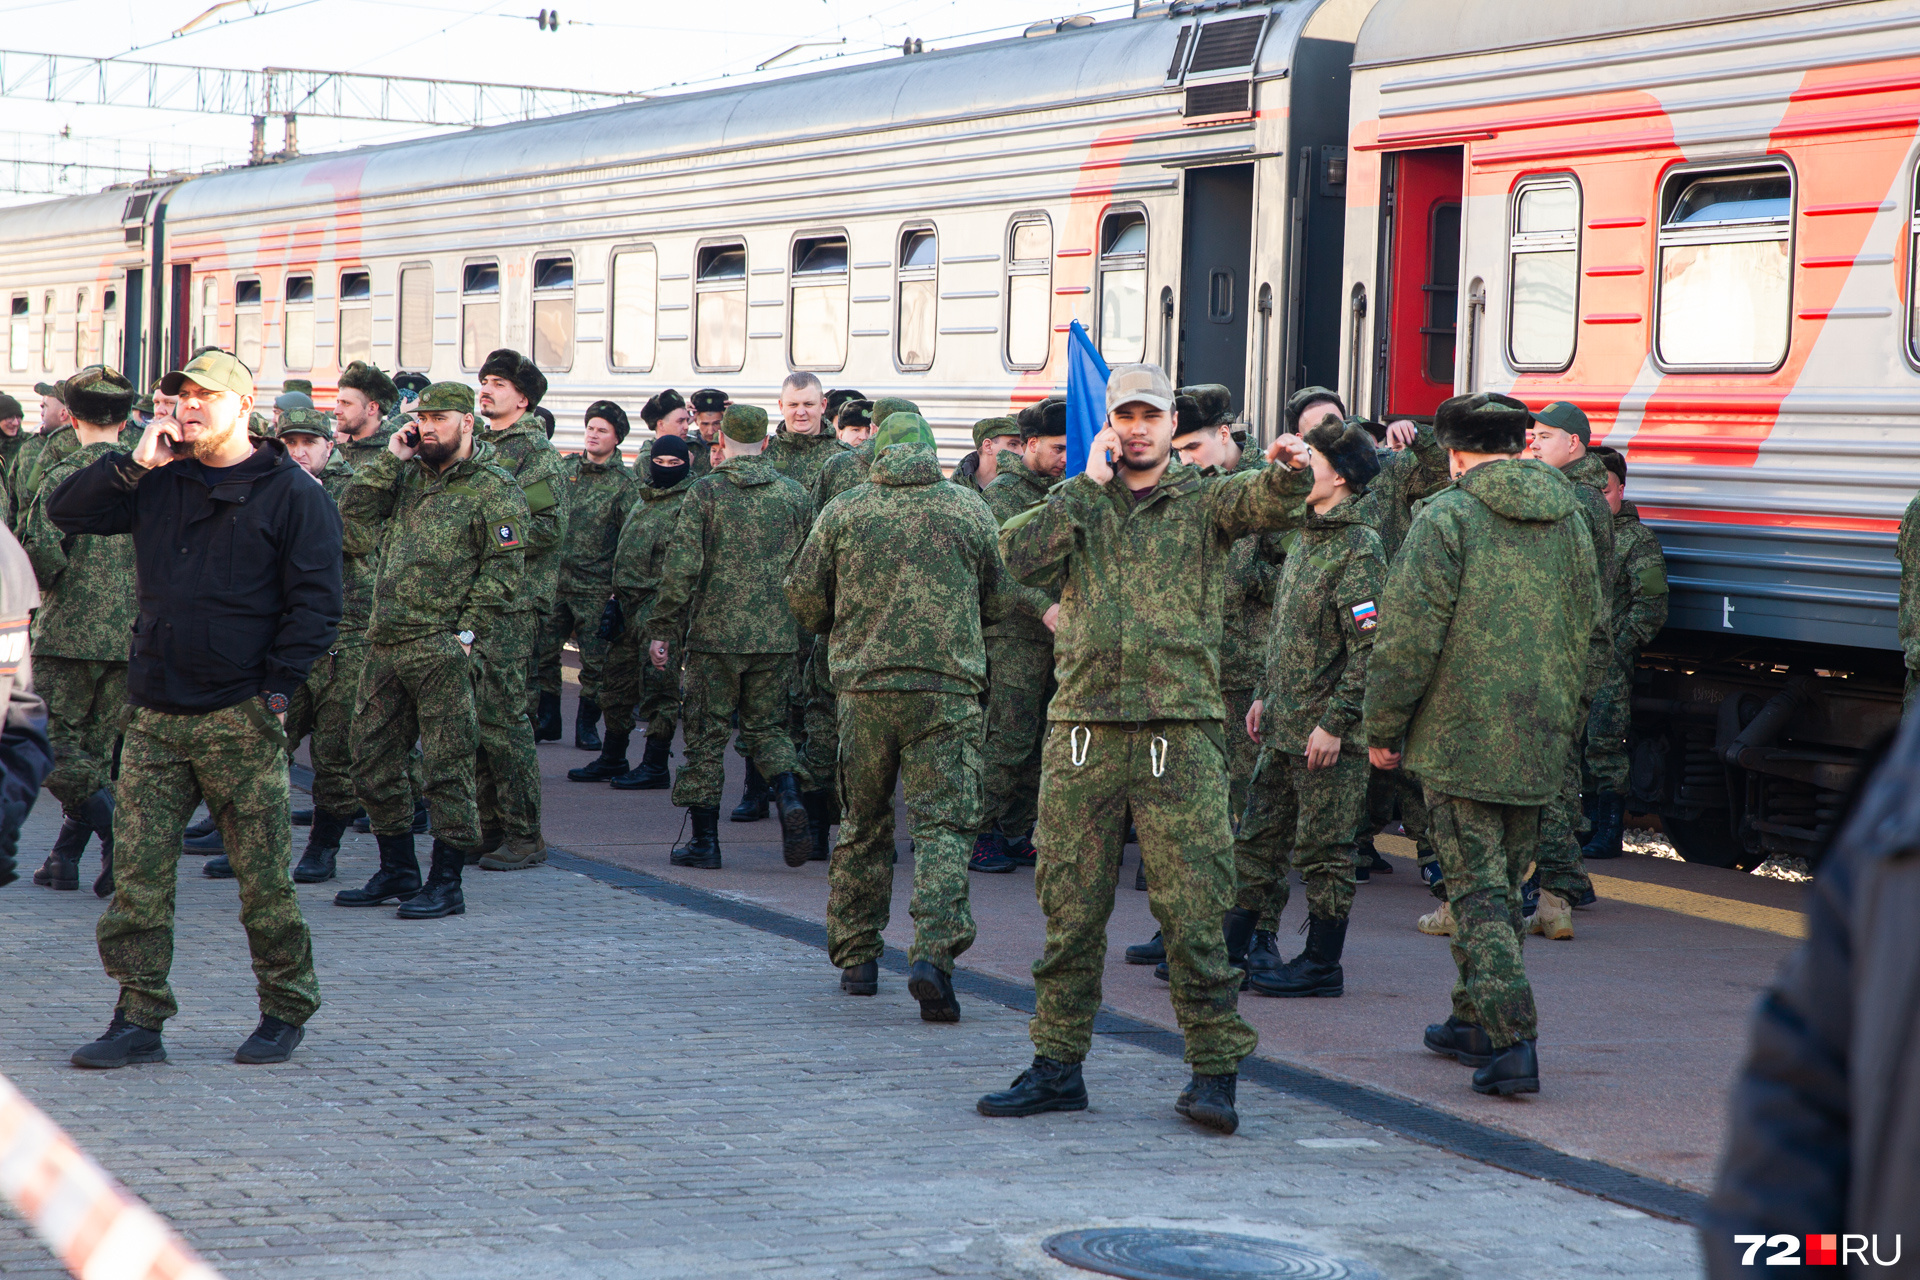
[1455,458,1577,523]
[868,442,943,486]
[713,456,779,487]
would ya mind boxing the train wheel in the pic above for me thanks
[1660,813,1765,873]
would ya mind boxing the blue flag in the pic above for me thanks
[1064,320,1110,479]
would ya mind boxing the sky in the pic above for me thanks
[0,0,1135,206]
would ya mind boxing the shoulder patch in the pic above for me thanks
[522,478,557,513]
[1638,563,1668,594]
[496,523,521,549]
[1350,600,1379,632]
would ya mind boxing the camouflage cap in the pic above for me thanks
[283,379,314,396]
[416,382,476,415]
[160,348,255,399]
[133,393,154,415]
[971,417,1019,448]
[62,364,137,426]
[1434,392,1530,455]
[873,412,936,452]
[721,403,769,444]
[1105,363,1174,414]
[276,406,333,439]
[33,381,63,401]
[871,396,920,430]
[247,410,273,438]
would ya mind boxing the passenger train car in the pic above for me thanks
[1343,0,1920,867]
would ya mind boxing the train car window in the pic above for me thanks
[40,292,54,374]
[1097,209,1148,365]
[102,289,119,378]
[1656,166,1792,370]
[7,297,24,373]
[609,247,657,373]
[790,234,849,372]
[1007,216,1053,370]
[1909,168,1920,366]
[462,262,500,370]
[75,289,93,369]
[695,243,747,373]
[234,280,263,374]
[1507,177,1579,370]
[397,266,432,372]
[284,275,314,372]
[338,270,371,367]
[532,255,574,372]
[196,277,216,352]
[897,227,937,371]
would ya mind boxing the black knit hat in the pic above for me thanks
[338,360,399,411]
[1306,417,1382,493]
[642,388,686,428]
[63,365,136,426]
[1286,385,1346,432]
[585,399,631,443]
[1433,392,1531,455]
[689,388,728,415]
[478,348,547,408]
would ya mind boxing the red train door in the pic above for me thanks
[1373,148,1463,420]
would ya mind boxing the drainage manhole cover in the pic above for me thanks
[1043,1228,1371,1280]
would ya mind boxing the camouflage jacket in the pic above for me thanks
[1612,499,1669,662]
[1216,446,1289,692]
[763,428,847,495]
[810,441,874,516]
[19,441,137,662]
[1362,458,1607,805]
[612,482,688,633]
[336,420,397,472]
[0,429,24,477]
[1253,499,1386,753]
[339,437,530,647]
[643,455,812,654]
[1358,425,1450,562]
[477,412,569,613]
[13,422,140,523]
[312,451,376,640]
[786,443,1015,696]
[1001,459,1312,723]
[953,450,988,493]
[1562,450,1618,609]
[634,432,713,480]
[978,449,1058,644]
[558,453,634,595]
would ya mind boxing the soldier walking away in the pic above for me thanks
[644,405,813,869]
[0,519,54,889]
[785,411,1016,1018]
[337,383,528,920]
[539,400,635,752]
[977,364,1312,1136]
[1362,392,1607,1097]
[49,349,341,1069]
[473,348,567,869]
[954,416,1021,493]
[1238,419,1385,1000]
[17,367,138,897]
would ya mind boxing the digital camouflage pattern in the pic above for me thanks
[609,480,688,740]
[671,651,798,808]
[336,418,398,473]
[999,461,1313,724]
[478,411,569,615]
[474,610,542,850]
[556,453,634,595]
[1215,448,1287,817]
[1425,791,1541,1049]
[827,690,982,973]
[13,421,141,526]
[20,442,138,662]
[978,449,1058,641]
[34,658,124,814]
[643,456,812,655]
[763,427,847,494]
[1362,458,1608,806]
[1252,501,1385,754]
[809,440,873,516]
[296,645,369,818]
[1585,499,1670,793]
[352,634,481,847]
[977,449,1061,838]
[1234,747,1365,923]
[1030,719,1257,1075]
[100,702,319,1029]
[1359,425,1451,561]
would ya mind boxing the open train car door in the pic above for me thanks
[1371,148,1462,420]
[1178,164,1255,411]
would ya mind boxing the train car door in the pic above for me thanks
[1179,164,1254,410]
[120,268,144,383]
[1372,148,1462,420]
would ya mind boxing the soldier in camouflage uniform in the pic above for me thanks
[689,387,728,452]
[332,361,400,471]
[0,393,26,495]
[1363,392,1608,1097]
[18,367,139,897]
[832,397,875,447]
[978,364,1312,1136]
[1238,420,1385,1000]
[538,400,635,751]
[9,382,70,528]
[633,389,713,479]
[786,412,1018,1018]
[953,416,1022,493]
[473,349,568,868]
[1581,447,1669,859]
[1526,400,1615,936]
[764,373,848,493]
[643,404,815,868]
[338,382,529,920]
[972,400,1064,875]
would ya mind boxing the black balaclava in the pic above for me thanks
[649,433,691,488]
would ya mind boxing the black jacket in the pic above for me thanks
[47,440,342,715]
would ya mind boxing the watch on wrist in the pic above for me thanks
[457,630,475,646]
[262,691,290,715]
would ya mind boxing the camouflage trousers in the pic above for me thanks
[288,641,368,818]
[1031,719,1257,1075]
[980,636,1052,839]
[352,634,480,849]
[537,591,614,703]
[793,637,838,797]
[826,690,982,972]
[1365,763,1435,881]
[1535,725,1595,904]
[602,629,682,743]
[676,650,799,809]
[1222,687,1258,826]
[1581,655,1633,795]
[477,612,544,849]
[37,655,125,816]
[99,702,319,1029]
[735,649,802,763]
[1234,745,1365,927]
[1425,789,1541,1049]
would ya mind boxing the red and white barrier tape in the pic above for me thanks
[0,1074,223,1280]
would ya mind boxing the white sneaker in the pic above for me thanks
[1527,888,1574,940]
[1416,901,1455,936]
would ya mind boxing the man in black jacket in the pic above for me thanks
[46,349,343,1070]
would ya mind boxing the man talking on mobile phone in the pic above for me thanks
[46,349,343,1070]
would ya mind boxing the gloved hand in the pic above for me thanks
[596,596,625,642]
[0,799,28,888]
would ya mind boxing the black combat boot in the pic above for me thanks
[772,772,812,867]
[968,830,1015,873]
[1423,1015,1495,1067]
[293,809,349,884]
[1582,791,1626,860]
[33,817,89,891]
[1355,831,1393,875]
[203,853,235,879]
[670,806,721,869]
[1472,1039,1540,1096]
[183,824,224,855]
[334,832,422,906]
[291,808,313,826]
[1222,905,1259,990]
[840,960,878,996]
[410,797,431,834]
[534,691,563,743]
[801,790,836,861]
[184,813,218,839]
[89,798,115,899]
[1246,929,1280,980]
[396,839,466,919]
[568,725,631,782]
[1174,1072,1240,1134]
[730,762,770,821]
[1133,858,1147,891]
[611,735,671,789]
[574,696,602,751]
[977,1057,1088,1117]
[1251,914,1347,998]
[1124,931,1165,964]
[908,959,961,1023]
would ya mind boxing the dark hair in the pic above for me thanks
[1593,444,1627,486]
[338,361,398,413]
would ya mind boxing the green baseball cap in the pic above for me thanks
[276,407,333,439]
[971,417,1018,448]
[871,396,920,430]
[33,381,63,401]
[415,382,476,414]
[873,412,936,452]
[160,349,255,400]
[722,403,769,444]
[1531,400,1591,445]
[283,379,314,396]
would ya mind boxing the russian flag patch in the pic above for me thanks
[1351,601,1378,633]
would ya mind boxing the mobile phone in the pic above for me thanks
[401,426,421,448]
